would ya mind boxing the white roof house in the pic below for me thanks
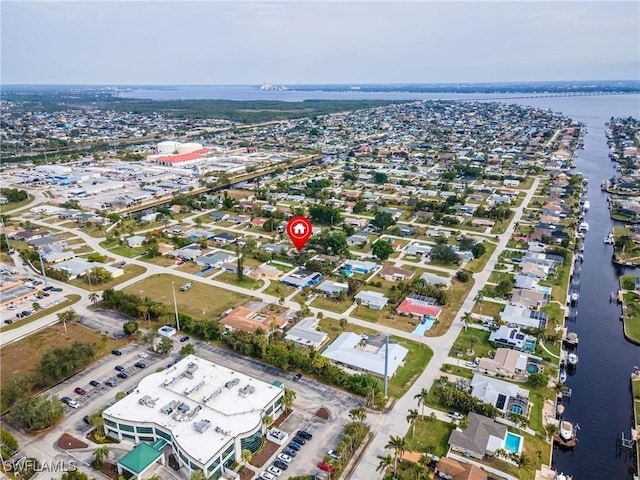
[354,291,389,310]
[470,374,529,414]
[51,258,124,280]
[284,317,328,349]
[103,355,284,476]
[321,332,408,377]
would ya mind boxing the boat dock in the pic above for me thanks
[553,433,577,449]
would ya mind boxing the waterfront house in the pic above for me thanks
[470,374,529,416]
[447,412,508,460]
[488,325,536,352]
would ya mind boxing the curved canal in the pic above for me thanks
[509,95,640,479]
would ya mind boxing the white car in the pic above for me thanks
[260,472,276,480]
[328,449,340,460]
[68,400,80,409]
[464,361,478,368]
[448,411,464,420]
[276,453,292,463]
[138,352,149,358]
[266,466,282,477]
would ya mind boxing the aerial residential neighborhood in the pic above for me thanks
[0,86,636,480]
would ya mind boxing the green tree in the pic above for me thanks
[406,408,419,438]
[372,240,395,260]
[61,471,91,480]
[88,292,99,304]
[93,446,110,469]
[241,449,253,470]
[57,309,77,333]
[8,395,64,431]
[414,387,429,417]
[115,391,127,401]
[156,336,174,355]
[190,470,205,480]
[123,321,139,336]
[374,172,388,184]
[385,435,407,474]
[180,343,196,357]
[371,211,396,231]
[283,388,296,411]
[461,311,472,332]
[376,453,393,475]
[0,427,19,457]
[349,406,367,424]
[430,244,461,264]
[528,372,549,388]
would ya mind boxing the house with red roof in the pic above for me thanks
[396,295,442,322]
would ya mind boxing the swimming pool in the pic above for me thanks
[504,432,523,454]
[412,318,435,336]
[538,285,552,294]
[524,339,536,352]
[526,363,539,374]
[510,405,524,415]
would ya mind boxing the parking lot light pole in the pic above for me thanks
[172,282,180,331]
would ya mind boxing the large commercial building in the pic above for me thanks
[103,355,284,478]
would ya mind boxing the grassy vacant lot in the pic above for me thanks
[471,299,504,318]
[427,278,475,337]
[441,363,474,379]
[466,241,497,273]
[69,264,146,291]
[385,336,433,398]
[622,292,640,343]
[140,255,176,267]
[319,318,377,346]
[488,270,514,284]
[1,194,34,212]
[0,294,81,333]
[123,274,249,320]
[215,272,264,290]
[263,282,296,299]
[449,328,493,359]
[0,322,128,387]
[312,295,352,314]
[101,242,147,258]
[404,418,454,456]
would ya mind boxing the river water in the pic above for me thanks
[126,86,640,478]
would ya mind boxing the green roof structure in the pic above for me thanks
[118,442,163,475]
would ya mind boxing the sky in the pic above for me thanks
[1,1,639,85]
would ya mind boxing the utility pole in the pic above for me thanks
[383,335,389,398]
[172,282,180,331]
[37,250,48,287]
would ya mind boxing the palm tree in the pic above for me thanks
[545,423,558,440]
[349,406,367,424]
[240,449,253,470]
[190,470,205,480]
[376,454,393,475]
[93,446,110,469]
[406,408,419,438]
[516,453,531,475]
[414,388,429,417]
[283,388,296,412]
[385,435,407,474]
[57,309,76,334]
[474,289,485,315]
[461,311,472,332]
[88,292,99,305]
[411,462,425,480]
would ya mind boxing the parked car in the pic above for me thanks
[61,397,79,409]
[50,287,63,292]
[296,430,313,440]
[286,442,301,451]
[83,415,91,424]
[74,387,86,395]
[117,372,128,379]
[266,466,282,477]
[292,436,306,445]
[180,336,190,342]
[115,365,125,372]
[105,380,116,387]
[281,447,297,457]
[292,373,302,382]
[276,453,292,463]
[43,286,53,291]
[134,362,146,369]
[317,462,335,473]
[89,380,100,387]
[448,411,464,420]
[272,460,288,471]
[327,450,340,460]
[464,361,478,368]
[4,319,13,324]
[138,352,149,358]
[259,473,275,480]
[111,349,122,356]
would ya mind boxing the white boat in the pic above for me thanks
[583,200,590,211]
[578,222,589,232]
[560,420,574,441]
[570,293,579,303]
[567,353,579,366]
[559,370,567,383]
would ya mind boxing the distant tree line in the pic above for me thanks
[0,188,28,203]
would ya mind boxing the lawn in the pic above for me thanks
[0,294,81,333]
[263,282,296,299]
[1,194,34,212]
[101,242,147,258]
[0,322,129,388]
[541,302,565,329]
[318,318,378,346]
[140,255,176,267]
[351,304,384,323]
[384,336,433,398]
[441,363,474,379]
[267,261,295,273]
[466,241,497,273]
[404,418,454,457]
[539,262,570,304]
[448,328,493,359]
[426,278,475,337]
[490,220,511,235]
[312,295,352,314]
[69,264,147,291]
[123,274,250,320]
[215,272,264,290]
[622,292,640,343]
[488,270,514,284]
[175,262,203,274]
[471,300,505,318]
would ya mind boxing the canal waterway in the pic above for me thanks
[126,86,640,478]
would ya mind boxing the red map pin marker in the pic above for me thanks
[286,216,313,251]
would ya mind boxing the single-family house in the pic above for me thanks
[316,280,349,298]
[124,236,146,248]
[405,242,432,256]
[420,272,452,288]
[514,274,539,290]
[476,348,529,378]
[281,268,322,289]
[212,232,237,244]
[396,294,442,321]
[250,265,281,280]
[378,265,414,282]
[284,317,328,350]
[220,306,287,333]
[172,244,202,261]
[509,289,549,309]
[354,291,389,310]
[195,252,235,269]
[488,326,536,352]
[470,374,529,415]
[346,233,369,246]
[261,243,289,254]
[500,304,547,329]
[343,259,378,275]
[209,211,229,222]
[448,412,509,460]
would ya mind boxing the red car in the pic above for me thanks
[74,387,87,395]
[317,462,335,473]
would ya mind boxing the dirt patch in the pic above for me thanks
[239,466,256,480]
[57,433,88,450]
[86,430,120,444]
[96,462,119,480]
[250,439,280,468]
[315,407,330,420]
[271,409,292,428]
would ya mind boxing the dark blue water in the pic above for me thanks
[125,86,640,478]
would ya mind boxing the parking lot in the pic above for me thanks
[192,340,364,478]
